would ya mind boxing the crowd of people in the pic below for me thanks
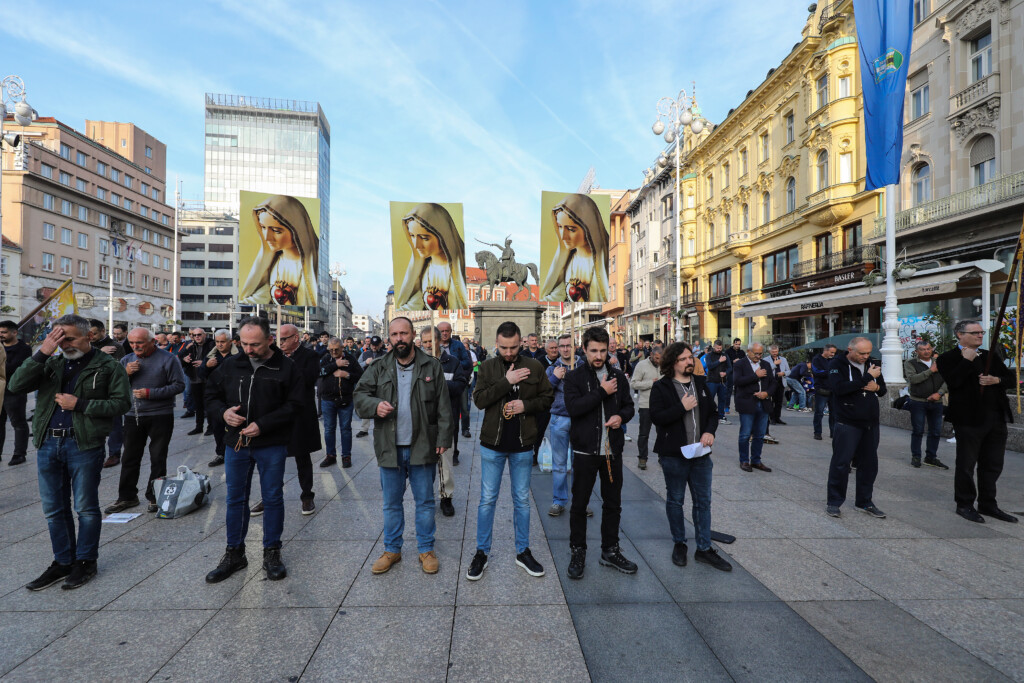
[0,313,1017,592]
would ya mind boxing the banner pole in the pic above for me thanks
[16,279,73,329]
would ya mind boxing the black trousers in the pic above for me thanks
[770,382,785,422]
[192,380,207,430]
[637,408,652,460]
[119,414,174,502]
[211,416,226,456]
[570,451,623,551]
[533,411,551,457]
[292,449,314,502]
[952,414,1007,509]
[826,422,879,508]
[0,393,30,458]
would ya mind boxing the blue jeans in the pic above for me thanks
[321,400,354,456]
[225,444,287,548]
[106,414,124,457]
[547,414,572,506]
[783,377,807,409]
[477,447,533,554]
[183,375,194,413]
[706,382,729,419]
[813,392,834,437]
[908,400,943,460]
[738,403,770,464]
[660,454,713,551]
[379,446,436,553]
[36,436,104,563]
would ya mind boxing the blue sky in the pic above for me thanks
[5,0,813,317]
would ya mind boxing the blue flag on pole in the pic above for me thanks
[852,0,914,191]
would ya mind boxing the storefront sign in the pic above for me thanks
[799,301,825,311]
[794,265,864,293]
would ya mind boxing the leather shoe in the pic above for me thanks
[979,506,1019,523]
[462,429,471,438]
[751,462,772,472]
[813,434,823,440]
[187,427,203,436]
[439,497,455,517]
[104,499,140,514]
[672,542,687,567]
[341,456,352,468]
[419,551,439,574]
[319,455,337,468]
[740,462,753,472]
[371,551,401,574]
[102,454,121,468]
[956,506,985,523]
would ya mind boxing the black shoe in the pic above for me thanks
[26,561,72,591]
[694,548,732,572]
[740,462,753,472]
[61,559,97,589]
[751,462,772,472]
[209,455,225,467]
[813,433,823,441]
[356,430,368,438]
[250,501,264,516]
[319,456,337,468]
[453,451,460,466]
[263,547,287,580]
[567,546,586,580]
[104,499,140,514]
[8,455,27,466]
[187,427,203,436]
[585,507,594,518]
[924,457,949,470]
[342,456,352,468]
[855,504,886,518]
[911,456,921,468]
[638,458,647,470]
[181,412,195,419]
[466,550,488,581]
[301,499,315,516]
[979,506,1019,523]
[147,502,159,513]
[439,497,455,517]
[204,427,214,436]
[101,454,120,468]
[956,506,985,524]
[672,542,688,567]
[599,545,638,574]
[462,429,471,438]
[516,548,545,577]
[206,546,248,583]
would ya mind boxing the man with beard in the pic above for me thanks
[354,318,453,575]
[466,322,553,581]
[1,320,32,466]
[9,315,131,590]
[563,327,636,580]
[204,317,304,583]
[202,330,238,468]
[421,326,470,516]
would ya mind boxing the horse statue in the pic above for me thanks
[474,251,539,301]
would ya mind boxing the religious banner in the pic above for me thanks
[390,202,468,311]
[18,278,77,344]
[238,191,320,306]
[539,191,611,303]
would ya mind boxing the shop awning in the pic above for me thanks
[736,260,1004,319]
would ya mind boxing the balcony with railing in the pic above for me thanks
[681,289,700,306]
[818,0,847,31]
[950,72,999,118]
[872,170,1024,239]
[790,245,879,279]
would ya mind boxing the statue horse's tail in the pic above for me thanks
[528,262,539,287]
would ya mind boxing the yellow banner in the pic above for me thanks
[238,191,321,307]
[539,192,611,303]
[19,279,77,344]
[390,202,468,312]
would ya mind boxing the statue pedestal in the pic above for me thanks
[470,301,544,346]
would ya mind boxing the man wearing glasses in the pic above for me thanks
[544,333,584,516]
[177,329,215,436]
[732,342,775,473]
[937,320,1018,524]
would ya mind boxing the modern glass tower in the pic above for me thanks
[203,93,331,325]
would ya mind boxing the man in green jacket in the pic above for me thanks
[354,317,453,576]
[8,314,131,591]
[903,340,949,470]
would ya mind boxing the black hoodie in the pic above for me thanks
[827,354,887,427]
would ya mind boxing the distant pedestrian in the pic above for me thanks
[733,342,775,473]
[766,345,790,426]
[178,328,215,436]
[317,337,363,469]
[88,319,126,468]
[702,340,731,424]
[903,341,948,470]
[0,320,32,466]
[544,333,584,517]
[355,335,386,438]
[202,330,237,467]
[811,344,837,440]
[628,344,663,470]
[784,359,811,412]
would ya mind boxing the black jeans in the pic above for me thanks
[770,382,785,422]
[569,452,623,551]
[211,416,226,456]
[292,449,314,502]
[533,411,551,457]
[119,414,174,502]
[952,414,1006,509]
[827,422,879,508]
[0,393,30,458]
[637,408,652,460]
[191,380,207,430]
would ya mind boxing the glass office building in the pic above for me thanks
[203,93,331,325]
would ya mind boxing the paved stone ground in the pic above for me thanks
[1,402,1023,681]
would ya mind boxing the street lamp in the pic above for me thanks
[653,84,704,342]
[329,263,346,338]
[1,75,34,314]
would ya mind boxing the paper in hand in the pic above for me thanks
[680,442,712,459]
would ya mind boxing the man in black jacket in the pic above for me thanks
[649,342,731,572]
[936,320,1018,523]
[703,340,731,424]
[563,327,636,580]
[421,326,470,517]
[204,317,304,583]
[89,319,127,468]
[733,342,776,473]
[318,337,363,469]
[811,344,837,440]
[0,320,32,466]
[825,337,887,519]
[178,328,216,436]
[202,330,238,467]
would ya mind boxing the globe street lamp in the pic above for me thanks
[653,84,704,342]
[1,75,34,311]
[329,263,346,337]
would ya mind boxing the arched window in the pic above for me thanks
[786,177,796,213]
[761,192,771,224]
[707,220,716,248]
[816,150,829,190]
[970,134,996,187]
[742,204,749,230]
[912,164,931,205]
[724,213,731,236]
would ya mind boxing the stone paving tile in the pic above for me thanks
[291,498,385,541]
[736,499,861,539]
[951,537,1024,569]
[342,538,461,607]
[0,503,47,545]
[448,604,589,683]
[682,600,872,682]
[0,540,61,599]
[876,500,1011,539]
[0,610,94,676]
[153,607,334,682]
[4,609,214,683]
[302,606,454,682]
[570,603,732,682]
[790,497,937,538]
[876,538,1024,599]
[896,598,1024,681]
[791,600,1013,683]
[548,537,673,605]
[631,537,777,603]
[996,600,1024,618]
[454,534,564,606]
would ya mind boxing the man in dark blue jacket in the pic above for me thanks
[811,344,837,440]
[702,340,731,424]
[825,337,886,519]
[732,342,776,473]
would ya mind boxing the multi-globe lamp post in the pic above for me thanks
[652,86,704,342]
[330,263,346,337]
[1,75,34,302]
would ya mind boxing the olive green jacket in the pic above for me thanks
[353,348,453,467]
[473,354,554,450]
[9,349,131,451]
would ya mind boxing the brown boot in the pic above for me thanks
[419,551,439,574]
[371,551,402,574]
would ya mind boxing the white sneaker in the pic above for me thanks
[624,435,632,442]
[946,437,956,444]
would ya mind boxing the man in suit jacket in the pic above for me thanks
[732,342,776,473]
[936,320,1018,524]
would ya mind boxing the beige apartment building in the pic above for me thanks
[1,116,177,329]
[603,190,634,344]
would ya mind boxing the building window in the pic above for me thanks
[43,223,55,241]
[61,227,73,245]
[111,193,121,206]
[43,193,55,210]
[152,188,159,201]
[96,161,107,176]
[722,162,730,189]
[706,221,716,249]
[911,84,930,120]
[213,225,234,236]
[209,243,232,253]
[151,231,159,245]
[75,178,88,192]
[99,238,109,255]
[123,175,132,189]
[42,253,55,272]
[970,30,992,83]
[127,270,135,287]
[816,150,830,190]
[141,182,149,196]
[76,151,87,166]
[142,228,150,241]
[99,265,109,282]
[125,223,135,237]
[142,274,149,289]
[760,132,769,162]
[739,149,748,176]
[140,251,150,265]
[208,261,232,269]
[161,215,169,226]
[78,206,88,221]
[164,280,170,293]
[140,206,149,218]
[181,260,205,269]
[60,143,71,160]
[724,213,731,236]
[96,187,106,200]
[181,277,205,287]
[98,213,108,228]
[838,76,851,99]
[839,153,853,183]
[913,164,931,205]
[40,163,54,179]
[123,197,132,210]
[209,278,233,287]
[163,257,171,270]
[78,233,88,249]
[145,145,153,158]
[762,245,800,286]
[686,193,695,209]
[706,174,714,198]
[970,134,996,186]
[786,177,797,213]
[114,269,123,285]
[120,138,127,148]
[816,233,833,258]
[709,268,731,298]
[914,0,930,23]
[844,224,862,250]
[785,113,795,144]
[816,74,829,109]
[741,204,749,230]
[78,260,88,278]
[687,237,695,256]
[60,256,72,275]
[111,168,120,182]
[59,171,72,186]
[740,261,753,292]
[761,192,771,224]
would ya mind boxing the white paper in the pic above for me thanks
[680,443,712,459]
[443,372,454,381]
[102,512,142,524]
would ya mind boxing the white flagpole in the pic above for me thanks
[880,184,904,383]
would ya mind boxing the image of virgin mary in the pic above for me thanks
[395,203,469,311]
[540,193,610,303]
[239,195,319,307]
